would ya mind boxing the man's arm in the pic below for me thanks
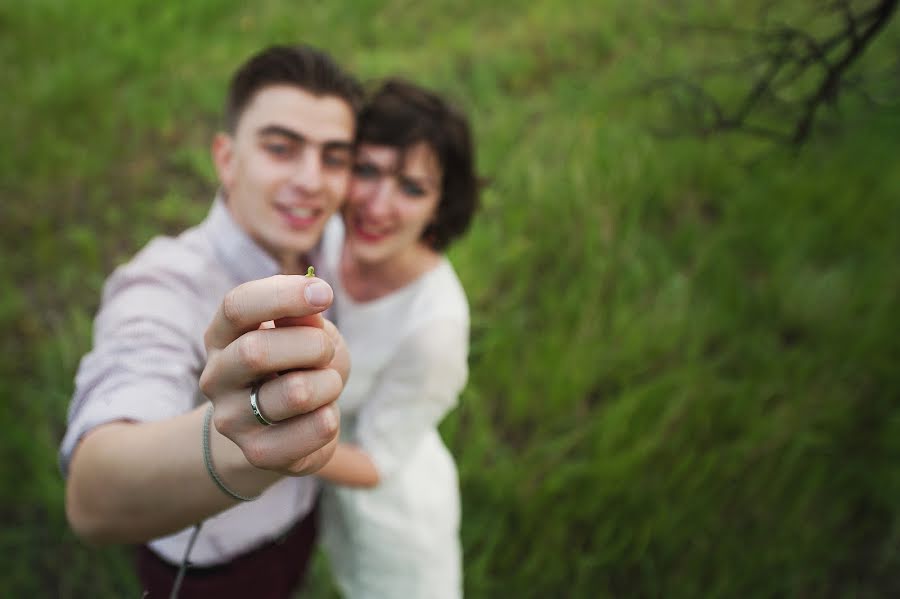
[66,406,278,543]
[65,275,348,544]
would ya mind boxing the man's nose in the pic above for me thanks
[291,147,323,193]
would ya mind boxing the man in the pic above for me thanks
[61,45,361,597]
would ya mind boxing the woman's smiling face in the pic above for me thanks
[343,142,443,266]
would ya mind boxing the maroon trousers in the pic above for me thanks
[135,506,318,599]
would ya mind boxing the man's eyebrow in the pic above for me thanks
[257,125,353,151]
[257,125,305,142]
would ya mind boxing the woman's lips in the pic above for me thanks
[352,217,390,243]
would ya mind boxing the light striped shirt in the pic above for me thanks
[60,196,323,566]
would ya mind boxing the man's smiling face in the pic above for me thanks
[213,84,356,269]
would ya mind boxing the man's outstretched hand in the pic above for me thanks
[200,274,349,477]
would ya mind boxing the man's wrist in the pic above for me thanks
[207,415,280,496]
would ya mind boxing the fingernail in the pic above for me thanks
[304,281,332,307]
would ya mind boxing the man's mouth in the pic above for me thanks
[276,205,320,229]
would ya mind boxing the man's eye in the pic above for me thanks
[353,163,380,178]
[265,143,292,157]
[324,153,350,168]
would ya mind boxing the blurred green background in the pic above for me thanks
[2,1,899,597]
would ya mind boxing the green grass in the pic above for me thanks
[3,0,899,597]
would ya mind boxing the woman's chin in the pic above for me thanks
[348,237,387,264]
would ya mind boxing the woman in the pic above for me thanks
[314,78,481,598]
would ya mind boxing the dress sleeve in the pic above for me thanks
[59,265,206,476]
[353,318,469,479]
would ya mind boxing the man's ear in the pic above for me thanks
[211,133,235,191]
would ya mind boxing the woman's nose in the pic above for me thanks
[365,180,394,216]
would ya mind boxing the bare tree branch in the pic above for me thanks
[644,0,899,146]
[791,0,898,143]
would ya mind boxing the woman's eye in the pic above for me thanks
[401,180,426,197]
[353,163,380,178]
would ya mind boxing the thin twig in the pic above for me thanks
[169,522,203,599]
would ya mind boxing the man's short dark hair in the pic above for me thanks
[356,78,482,252]
[225,45,363,132]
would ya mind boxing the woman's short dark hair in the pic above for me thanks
[356,78,481,251]
[225,45,363,132]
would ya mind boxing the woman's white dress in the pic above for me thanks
[318,220,469,599]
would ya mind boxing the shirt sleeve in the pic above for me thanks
[59,264,206,477]
[353,318,469,479]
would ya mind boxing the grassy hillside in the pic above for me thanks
[2,1,899,597]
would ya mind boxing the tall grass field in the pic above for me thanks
[2,1,899,597]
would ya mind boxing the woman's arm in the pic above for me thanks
[349,318,469,481]
[316,443,380,488]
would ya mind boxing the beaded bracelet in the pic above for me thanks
[202,403,261,502]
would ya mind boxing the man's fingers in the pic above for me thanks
[205,275,334,351]
[284,434,340,476]
[252,368,343,423]
[273,313,325,329]
[323,319,351,384]
[201,326,335,396]
[241,405,340,473]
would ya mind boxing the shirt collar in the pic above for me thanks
[203,194,280,285]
